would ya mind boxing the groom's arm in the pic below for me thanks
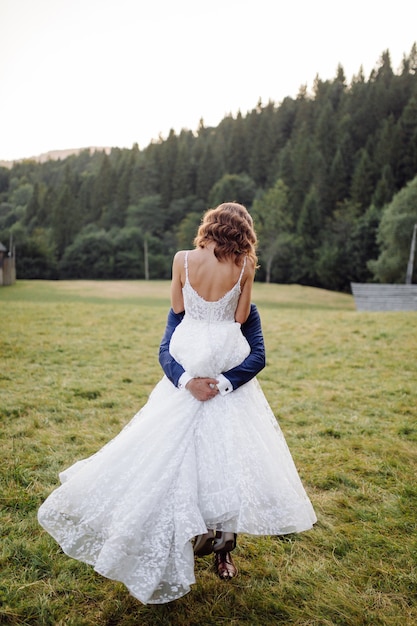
[158,304,266,395]
[220,303,266,392]
[158,309,186,387]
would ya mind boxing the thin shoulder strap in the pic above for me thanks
[238,256,247,283]
[184,251,189,280]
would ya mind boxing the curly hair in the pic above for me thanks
[194,202,258,266]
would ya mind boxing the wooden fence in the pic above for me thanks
[350,283,417,311]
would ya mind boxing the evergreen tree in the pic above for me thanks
[372,164,395,208]
[115,150,135,220]
[249,101,276,187]
[276,142,294,192]
[0,167,10,201]
[343,66,372,152]
[350,148,376,210]
[176,212,202,249]
[166,196,201,232]
[24,183,42,232]
[348,204,381,282]
[315,200,360,291]
[373,114,400,190]
[295,184,324,284]
[172,132,194,200]
[397,93,417,187]
[289,132,316,222]
[90,153,116,224]
[160,129,178,207]
[195,143,219,202]
[51,184,78,258]
[314,100,337,167]
[329,147,349,207]
[228,111,248,174]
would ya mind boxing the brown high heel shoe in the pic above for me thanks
[193,530,216,556]
[214,551,238,580]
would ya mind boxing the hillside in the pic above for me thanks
[0,146,112,168]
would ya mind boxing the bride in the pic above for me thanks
[38,202,316,604]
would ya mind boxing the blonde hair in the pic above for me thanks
[194,202,258,266]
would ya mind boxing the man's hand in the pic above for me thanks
[185,377,219,401]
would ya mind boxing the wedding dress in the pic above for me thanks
[38,252,317,604]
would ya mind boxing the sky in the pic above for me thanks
[1,0,416,162]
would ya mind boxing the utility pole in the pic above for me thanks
[405,223,417,284]
[144,235,149,281]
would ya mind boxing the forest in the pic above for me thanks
[1,45,417,291]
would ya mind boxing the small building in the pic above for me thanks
[0,240,16,286]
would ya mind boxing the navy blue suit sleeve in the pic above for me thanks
[158,309,185,387]
[159,304,266,390]
[223,303,266,390]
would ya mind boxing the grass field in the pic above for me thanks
[1,280,416,626]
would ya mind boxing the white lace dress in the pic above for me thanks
[38,254,317,604]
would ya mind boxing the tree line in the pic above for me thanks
[1,45,417,291]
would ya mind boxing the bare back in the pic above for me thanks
[171,245,255,323]
[186,248,245,301]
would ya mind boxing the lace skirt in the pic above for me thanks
[38,372,316,604]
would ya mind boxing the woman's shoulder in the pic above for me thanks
[172,250,189,264]
[242,256,256,275]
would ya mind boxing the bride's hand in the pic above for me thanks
[185,377,219,401]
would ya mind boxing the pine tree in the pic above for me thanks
[350,148,376,210]
[172,132,194,200]
[249,101,276,187]
[115,150,135,220]
[195,143,219,202]
[90,154,116,224]
[296,184,324,284]
[397,93,417,187]
[372,164,395,208]
[228,111,248,174]
[160,129,178,207]
[52,184,77,258]
[24,183,41,232]
[329,148,349,207]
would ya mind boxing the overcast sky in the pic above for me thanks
[1,0,416,161]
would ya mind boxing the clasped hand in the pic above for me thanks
[185,377,219,401]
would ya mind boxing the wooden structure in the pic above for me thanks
[0,240,16,286]
[351,283,417,311]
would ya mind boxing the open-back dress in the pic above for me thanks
[38,251,316,604]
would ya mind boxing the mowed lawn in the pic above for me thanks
[1,280,416,626]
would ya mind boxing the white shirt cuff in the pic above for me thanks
[216,374,233,396]
[178,372,193,390]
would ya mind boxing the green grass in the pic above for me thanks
[1,280,416,626]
